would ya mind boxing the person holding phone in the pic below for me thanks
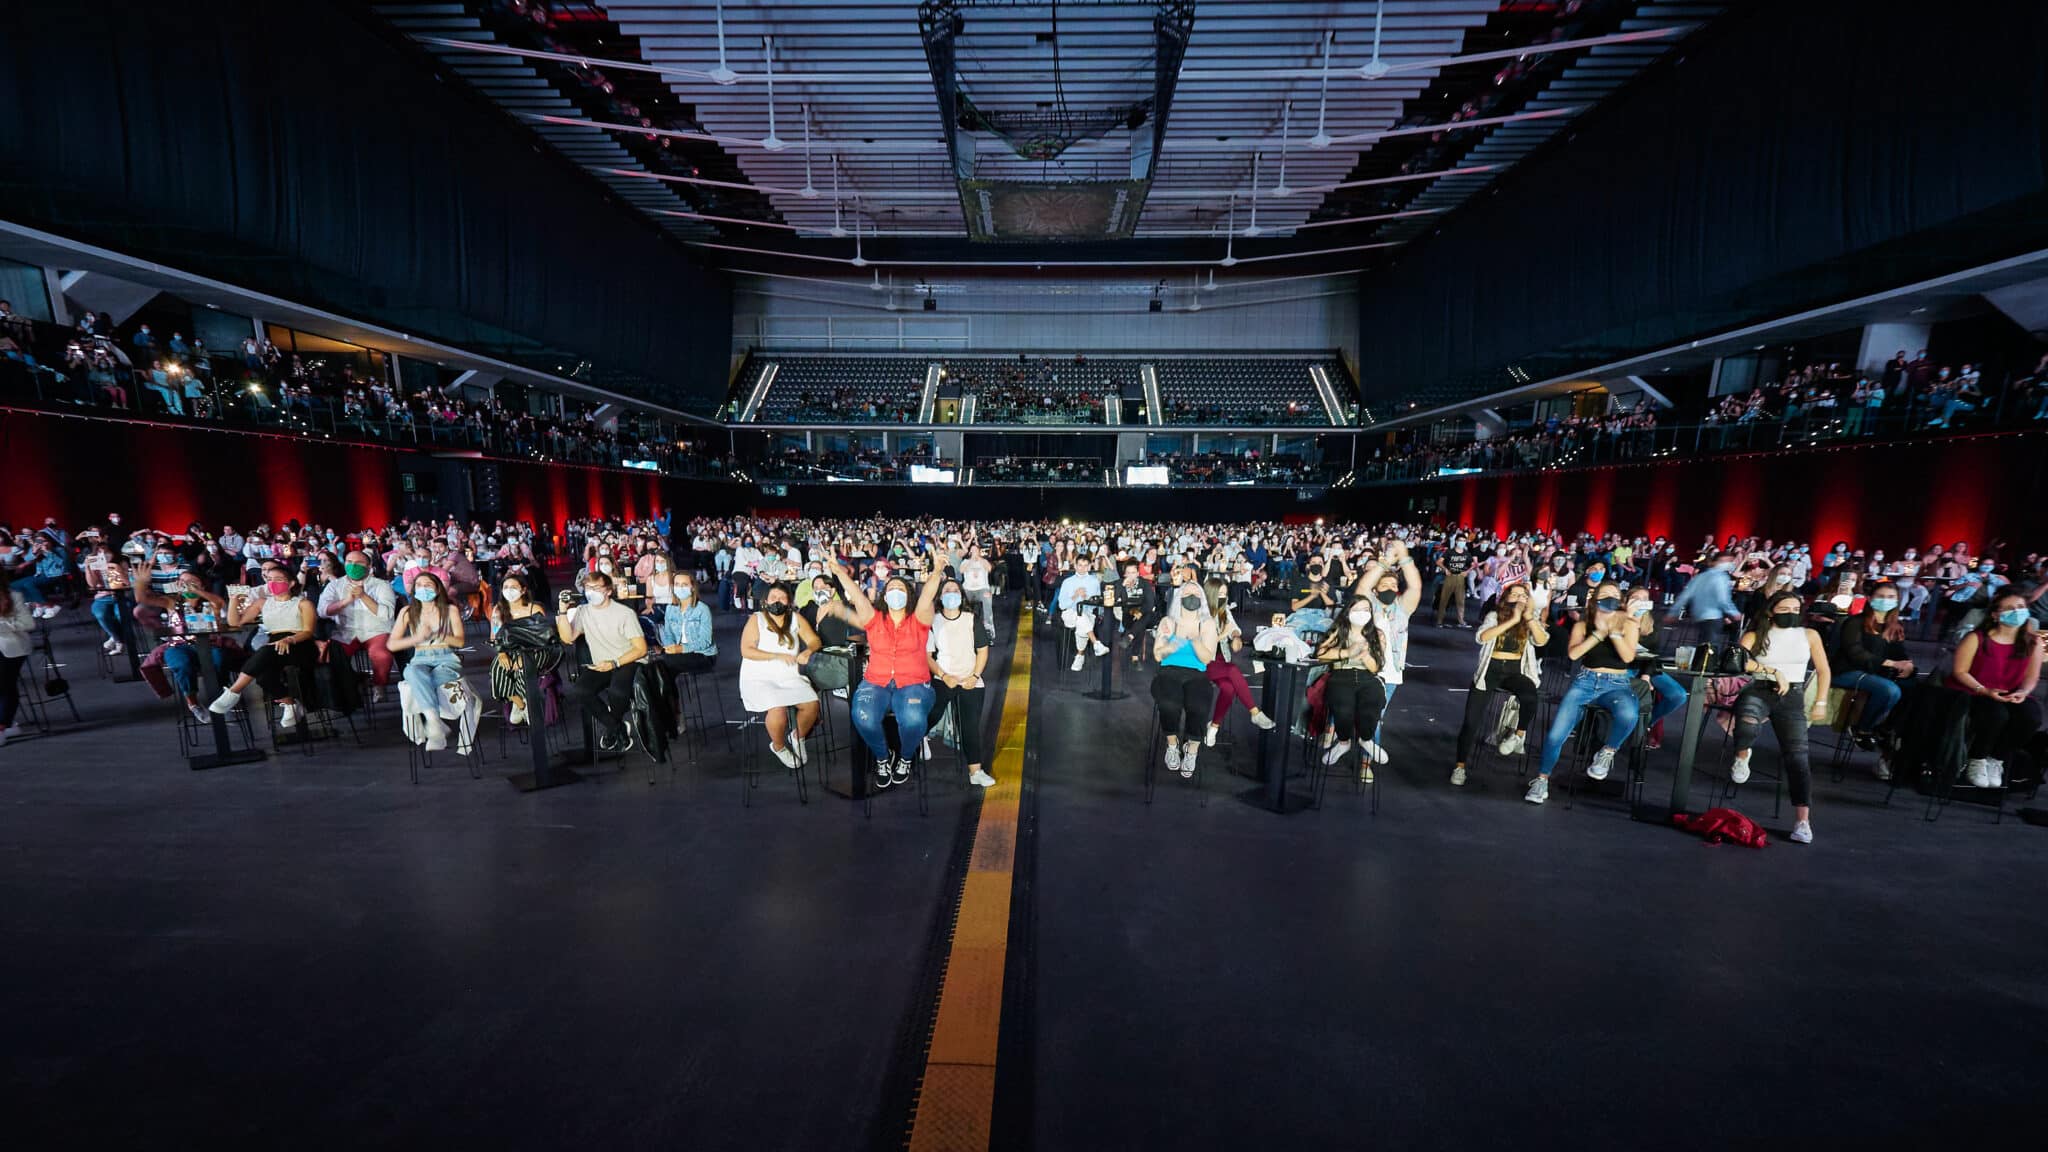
[1526,582,1641,806]
[1152,577,1220,778]
[387,571,466,752]
[1450,583,1547,787]
[1726,592,1831,842]
[556,570,648,752]
[209,562,320,729]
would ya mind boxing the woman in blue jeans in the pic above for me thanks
[825,557,942,789]
[1826,580,1915,780]
[1526,583,1640,805]
[387,571,466,751]
[1625,587,1688,747]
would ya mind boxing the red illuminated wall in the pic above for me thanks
[1350,431,2048,550]
[0,411,697,533]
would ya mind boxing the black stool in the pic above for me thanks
[1144,712,1212,807]
[733,709,812,807]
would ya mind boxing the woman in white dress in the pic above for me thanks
[738,582,822,768]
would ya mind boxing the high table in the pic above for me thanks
[1628,663,1720,823]
[184,630,266,771]
[1239,657,1315,815]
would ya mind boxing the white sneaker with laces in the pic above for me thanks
[1524,776,1550,805]
[1497,731,1525,757]
[101,637,116,654]
[1362,740,1390,765]
[1204,723,1220,747]
[1790,819,1813,844]
[793,738,808,766]
[509,702,527,726]
[1322,740,1352,766]
[969,769,996,788]
[771,741,799,770]
[1164,742,1183,773]
[1249,710,1276,730]
[1070,653,1085,672]
[1730,751,1752,785]
[1587,747,1616,781]
[1986,758,2005,788]
[108,642,123,656]
[1092,642,1108,656]
[1451,765,1468,787]
[189,704,212,726]
[1179,744,1198,778]
[208,688,241,715]
[278,703,300,730]
[1963,758,1990,788]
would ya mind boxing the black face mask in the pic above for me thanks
[1772,612,1803,629]
[1375,590,1398,606]
[1180,594,1204,612]
[764,602,790,618]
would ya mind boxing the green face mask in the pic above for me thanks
[344,563,369,580]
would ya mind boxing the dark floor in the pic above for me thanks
[4,594,2046,1150]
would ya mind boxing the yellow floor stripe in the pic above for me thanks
[907,609,1032,1152]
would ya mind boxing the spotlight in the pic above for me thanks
[923,297,937,312]
[1149,299,1163,313]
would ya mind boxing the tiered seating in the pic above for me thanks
[939,356,1134,425]
[748,356,926,423]
[1154,358,1346,425]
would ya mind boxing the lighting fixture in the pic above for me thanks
[707,0,738,85]
[1359,1,1390,78]
[1309,30,1334,148]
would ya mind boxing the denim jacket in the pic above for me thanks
[660,600,716,656]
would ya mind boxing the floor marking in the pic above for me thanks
[907,610,1032,1152]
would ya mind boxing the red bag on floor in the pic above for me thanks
[1672,807,1769,848]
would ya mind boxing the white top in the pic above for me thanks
[959,557,991,592]
[928,612,983,679]
[1370,599,1413,686]
[260,595,307,638]
[1755,626,1812,685]
[0,597,34,658]
[570,598,644,665]
[317,576,396,643]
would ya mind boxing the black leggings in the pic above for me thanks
[1960,692,2044,760]
[0,653,23,727]
[1732,682,1813,807]
[933,680,987,765]
[240,638,319,699]
[1150,665,1215,741]
[1455,661,1539,763]
[1323,668,1387,744]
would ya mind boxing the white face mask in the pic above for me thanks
[584,588,606,605]
[502,587,523,604]
[1347,605,1371,625]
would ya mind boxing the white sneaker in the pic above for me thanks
[101,637,116,653]
[1730,751,1752,785]
[107,642,123,656]
[1497,731,1525,757]
[969,769,996,788]
[1872,753,1892,782]
[1524,776,1550,805]
[1204,723,1220,747]
[1451,765,1468,787]
[1362,740,1389,765]
[1070,653,1085,672]
[771,741,799,770]
[509,702,528,726]
[1322,740,1352,766]
[1789,819,1813,845]
[1164,743,1183,773]
[1963,758,1990,788]
[1092,642,1108,656]
[188,704,212,726]
[424,722,448,753]
[792,737,809,766]
[1587,747,1616,781]
[208,688,241,715]
[1179,744,1198,778]
[278,703,300,729]
[1986,759,2005,788]
[1249,710,1276,730]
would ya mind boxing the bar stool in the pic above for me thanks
[733,707,812,807]
[1559,690,1653,811]
[1143,713,1211,807]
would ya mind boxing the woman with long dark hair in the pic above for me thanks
[1314,594,1388,780]
[1201,576,1277,746]
[1730,590,1832,844]
[738,581,823,770]
[1828,579,1916,779]
[1527,582,1640,806]
[209,560,320,729]
[388,570,466,751]
[829,557,941,789]
[489,569,558,727]
[0,579,34,744]
[1450,583,1547,787]
[1945,592,2044,789]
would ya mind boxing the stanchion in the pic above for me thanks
[1238,658,1312,814]
[507,659,583,792]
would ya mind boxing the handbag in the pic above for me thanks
[805,646,852,692]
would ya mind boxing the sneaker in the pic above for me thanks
[1070,653,1085,672]
[792,737,808,766]
[891,756,911,785]
[1986,758,2005,789]
[1322,740,1352,766]
[1497,732,1525,757]
[1587,747,1615,782]
[1180,744,1198,778]
[1646,731,1663,751]
[1524,776,1550,805]
[1249,710,1276,731]
[1451,765,1468,787]
[969,769,996,788]
[278,703,300,730]
[1091,642,1108,656]
[1362,740,1389,765]
[107,642,123,657]
[1730,751,1752,785]
[1851,730,1878,751]
[509,702,528,726]
[874,758,895,789]
[1872,753,1893,782]
[371,685,386,705]
[208,688,240,715]
[1204,723,1220,748]
[425,725,448,753]
[1165,743,1183,774]
[1963,758,1990,788]
[188,704,212,726]
[1789,819,1813,845]
[771,741,799,770]
[101,637,117,654]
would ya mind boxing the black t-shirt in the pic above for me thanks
[1442,552,1474,576]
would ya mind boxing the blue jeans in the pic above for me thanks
[1831,669,1902,729]
[1539,669,1641,776]
[10,576,52,603]
[1646,671,1687,728]
[851,679,936,762]
[162,642,226,699]
[403,647,463,709]
[91,596,124,642]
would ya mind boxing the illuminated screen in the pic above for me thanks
[910,465,957,484]
[1125,465,1170,486]
[621,459,662,472]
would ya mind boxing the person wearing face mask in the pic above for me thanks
[1940,558,2008,640]
[318,551,397,703]
[1435,539,1474,628]
[958,542,995,634]
[80,537,130,655]
[1151,577,1221,778]
[1826,580,1915,779]
[730,538,764,612]
[657,573,716,675]
[210,563,321,729]
[1943,593,2044,790]
[1056,555,1109,674]
[828,558,942,789]
[1353,541,1422,742]
[488,572,559,728]
[1451,583,1548,786]
[1624,587,1688,750]
[386,572,467,752]
[557,571,650,753]
[1200,576,1278,746]
[1113,562,1157,666]
[1669,550,1741,652]
[1527,582,1642,806]
[1313,594,1388,777]
[928,578,997,789]
[131,565,231,725]
[1727,591,1831,843]
[738,583,823,770]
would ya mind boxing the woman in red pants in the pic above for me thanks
[1202,577,1278,746]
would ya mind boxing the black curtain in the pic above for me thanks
[1354,1,2048,405]
[0,1,731,409]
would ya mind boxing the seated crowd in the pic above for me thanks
[1137,450,1339,485]
[2,508,2039,848]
